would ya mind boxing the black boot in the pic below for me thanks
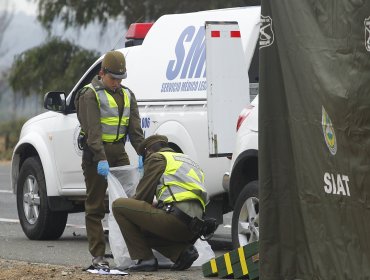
[171,245,199,271]
[129,258,158,272]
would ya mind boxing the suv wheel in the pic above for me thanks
[231,180,259,248]
[16,156,68,240]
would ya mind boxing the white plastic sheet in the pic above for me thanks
[86,267,128,275]
[109,166,141,198]
[108,166,138,268]
[107,165,215,268]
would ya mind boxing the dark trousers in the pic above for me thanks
[82,143,129,257]
[112,198,198,262]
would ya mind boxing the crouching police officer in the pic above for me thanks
[112,135,208,272]
[75,50,144,270]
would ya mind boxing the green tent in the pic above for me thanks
[259,0,370,279]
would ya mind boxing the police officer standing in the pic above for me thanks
[112,134,208,272]
[74,50,144,269]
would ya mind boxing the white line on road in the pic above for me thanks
[66,223,86,229]
[0,218,88,230]
[0,190,12,194]
[65,224,109,231]
[0,218,19,223]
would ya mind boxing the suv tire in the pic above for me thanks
[231,180,259,248]
[16,157,68,240]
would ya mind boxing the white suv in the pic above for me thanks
[225,95,259,247]
[10,7,261,241]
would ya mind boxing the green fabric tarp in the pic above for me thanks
[259,1,370,279]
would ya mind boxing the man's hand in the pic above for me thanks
[97,160,109,177]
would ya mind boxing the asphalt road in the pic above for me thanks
[0,161,232,269]
[0,161,96,267]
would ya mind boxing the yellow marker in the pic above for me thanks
[238,246,249,275]
[224,252,233,274]
[210,259,217,273]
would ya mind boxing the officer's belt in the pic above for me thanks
[102,138,125,145]
[158,203,194,226]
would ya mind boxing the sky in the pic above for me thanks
[0,0,126,69]
[0,0,36,15]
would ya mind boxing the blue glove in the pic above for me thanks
[138,156,144,178]
[138,156,144,169]
[97,160,109,177]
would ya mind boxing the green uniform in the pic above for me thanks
[112,147,204,261]
[75,75,144,257]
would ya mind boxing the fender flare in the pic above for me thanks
[11,131,61,197]
[229,149,258,206]
[154,120,199,162]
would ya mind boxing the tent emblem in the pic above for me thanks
[260,15,274,48]
[365,17,370,52]
[322,106,337,156]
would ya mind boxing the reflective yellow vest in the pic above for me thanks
[84,84,131,142]
[156,152,208,210]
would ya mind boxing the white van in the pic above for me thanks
[11,7,261,240]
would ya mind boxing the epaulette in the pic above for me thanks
[94,84,104,91]
[122,86,133,95]
[78,86,90,96]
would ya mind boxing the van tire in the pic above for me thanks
[231,180,259,248]
[16,157,67,240]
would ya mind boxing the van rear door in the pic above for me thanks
[206,21,251,157]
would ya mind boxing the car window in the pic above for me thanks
[249,41,259,83]
[66,63,101,113]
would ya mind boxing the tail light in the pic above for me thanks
[236,104,254,131]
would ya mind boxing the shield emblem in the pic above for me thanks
[322,106,337,156]
[260,15,274,49]
[365,17,370,52]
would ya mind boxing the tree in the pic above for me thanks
[0,0,13,58]
[0,1,13,93]
[0,1,14,120]
[8,37,99,98]
[35,0,260,31]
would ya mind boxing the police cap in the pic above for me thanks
[138,135,168,156]
[101,50,127,79]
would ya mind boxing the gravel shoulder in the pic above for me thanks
[0,258,208,280]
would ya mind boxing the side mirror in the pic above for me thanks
[44,91,66,113]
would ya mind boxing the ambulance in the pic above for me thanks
[11,6,261,240]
